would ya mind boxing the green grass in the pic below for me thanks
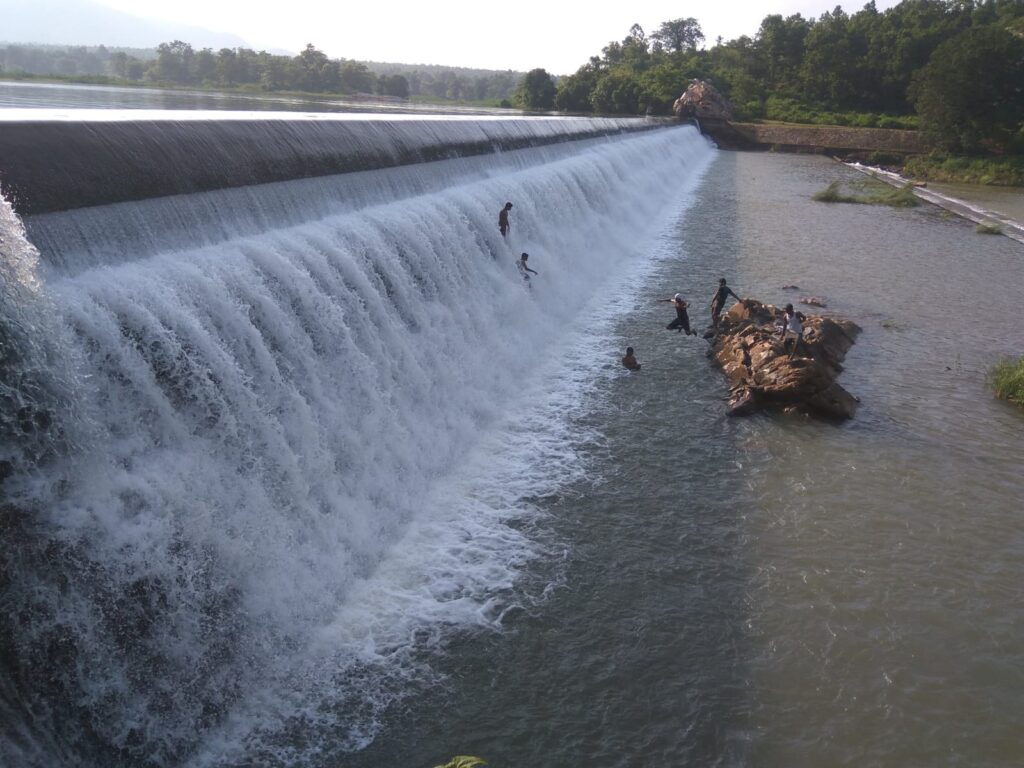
[432,758,486,768]
[990,356,1024,406]
[976,222,1003,235]
[903,154,1024,187]
[813,179,920,207]
[762,96,918,130]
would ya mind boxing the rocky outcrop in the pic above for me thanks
[673,79,734,121]
[709,299,861,419]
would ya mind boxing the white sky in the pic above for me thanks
[94,0,902,74]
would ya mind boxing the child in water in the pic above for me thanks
[622,347,641,370]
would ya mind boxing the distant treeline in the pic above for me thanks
[553,0,1024,153]
[0,41,523,102]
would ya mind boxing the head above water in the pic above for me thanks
[626,347,634,355]
[521,252,529,260]
[785,303,794,313]
[719,278,727,285]
[504,202,513,210]
[673,293,682,301]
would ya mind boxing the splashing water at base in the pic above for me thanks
[0,125,714,767]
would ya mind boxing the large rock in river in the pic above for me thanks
[673,79,734,121]
[710,299,861,419]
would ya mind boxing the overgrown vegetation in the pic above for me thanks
[432,757,487,768]
[903,154,1024,186]
[989,357,1024,406]
[552,0,1023,160]
[813,179,920,207]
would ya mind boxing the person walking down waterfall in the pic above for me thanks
[517,252,538,284]
[710,278,740,328]
[498,202,513,238]
[660,294,697,335]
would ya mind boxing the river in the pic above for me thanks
[350,152,1024,768]
[1,90,1022,768]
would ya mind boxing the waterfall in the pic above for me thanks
[0,121,714,767]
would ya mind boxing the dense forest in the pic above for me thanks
[2,0,1022,154]
[0,42,523,103]
[549,0,1024,153]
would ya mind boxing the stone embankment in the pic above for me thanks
[709,300,861,419]
[700,119,927,156]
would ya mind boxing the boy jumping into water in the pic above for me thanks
[498,202,513,238]
[659,294,697,335]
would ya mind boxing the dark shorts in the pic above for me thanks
[667,314,692,333]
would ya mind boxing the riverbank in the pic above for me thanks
[699,118,1024,189]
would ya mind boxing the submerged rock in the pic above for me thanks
[709,299,861,420]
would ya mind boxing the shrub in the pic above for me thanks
[976,222,1003,235]
[813,179,919,207]
[989,357,1024,406]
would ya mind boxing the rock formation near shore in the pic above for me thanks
[673,79,734,121]
[709,299,861,419]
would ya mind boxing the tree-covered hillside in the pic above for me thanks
[557,0,1024,154]
[0,42,523,103]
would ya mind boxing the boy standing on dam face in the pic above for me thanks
[498,202,513,237]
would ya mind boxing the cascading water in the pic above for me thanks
[0,122,714,767]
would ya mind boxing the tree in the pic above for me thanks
[910,25,1024,153]
[652,18,705,53]
[378,74,410,98]
[516,68,556,109]
[152,40,194,83]
[555,64,598,112]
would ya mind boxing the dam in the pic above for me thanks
[2,101,1023,768]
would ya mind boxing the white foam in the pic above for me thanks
[3,126,715,766]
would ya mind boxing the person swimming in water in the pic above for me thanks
[498,202,513,238]
[622,347,641,370]
[659,294,697,335]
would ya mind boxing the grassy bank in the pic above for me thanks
[989,357,1024,406]
[903,155,1024,187]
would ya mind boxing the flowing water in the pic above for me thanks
[348,152,1024,768]
[1,122,1022,768]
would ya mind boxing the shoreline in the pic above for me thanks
[843,161,1024,244]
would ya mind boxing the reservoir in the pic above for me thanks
[0,101,1021,768]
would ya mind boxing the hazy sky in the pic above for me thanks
[94,0,902,73]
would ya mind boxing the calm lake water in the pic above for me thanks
[349,151,1024,768]
[0,80,504,114]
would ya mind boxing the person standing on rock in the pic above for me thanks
[498,202,513,238]
[659,294,697,335]
[622,347,641,370]
[710,278,740,328]
[779,303,806,358]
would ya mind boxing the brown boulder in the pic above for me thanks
[673,79,734,121]
[711,299,861,419]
